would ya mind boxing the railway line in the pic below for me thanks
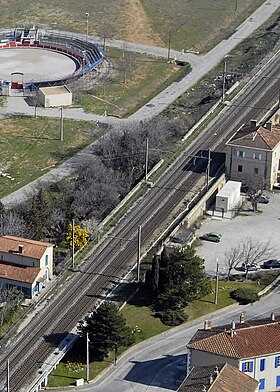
[0,52,279,391]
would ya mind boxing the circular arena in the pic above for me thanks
[0,25,104,91]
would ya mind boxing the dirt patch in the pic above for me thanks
[121,0,163,46]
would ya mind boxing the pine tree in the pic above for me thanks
[78,302,135,360]
[150,255,159,298]
[28,188,50,240]
[158,247,170,293]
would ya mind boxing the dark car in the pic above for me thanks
[200,232,222,243]
[262,259,280,269]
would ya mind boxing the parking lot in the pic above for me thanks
[196,192,280,276]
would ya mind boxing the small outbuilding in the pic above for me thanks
[38,85,72,108]
[215,180,242,218]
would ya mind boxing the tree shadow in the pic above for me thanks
[124,353,187,390]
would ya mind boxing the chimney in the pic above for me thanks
[230,329,235,337]
[214,366,219,376]
[209,374,214,385]
[204,320,212,330]
[18,244,24,254]
[250,119,257,129]
[271,312,275,321]
[266,122,272,131]
[231,320,236,330]
[240,312,245,324]
[202,386,207,392]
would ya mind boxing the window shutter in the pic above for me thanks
[275,357,279,368]
[260,358,265,371]
[249,361,253,373]
[242,362,246,372]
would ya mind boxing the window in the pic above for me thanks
[237,150,245,158]
[276,375,280,387]
[275,356,280,368]
[253,153,262,160]
[254,167,259,175]
[238,165,243,172]
[260,358,266,372]
[242,361,253,373]
[45,254,48,266]
[259,378,265,390]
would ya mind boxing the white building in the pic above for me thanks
[187,313,280,391]
[38,85,72,107]
[215,180,242,218]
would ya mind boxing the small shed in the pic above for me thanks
[215,181,242,218]
[38,85,72,108]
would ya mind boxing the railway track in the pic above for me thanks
[0,52,279,391]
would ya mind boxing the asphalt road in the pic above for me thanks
[57,287,280,392]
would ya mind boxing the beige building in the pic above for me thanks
[226,120,280,190]
[38,85,72,107]
[187,314,280,391]
[0,236,53,298]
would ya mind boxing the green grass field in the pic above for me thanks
[47,278,268,386]
[81,48,190,117]
[0,116,101,199]
[0,1,264,52]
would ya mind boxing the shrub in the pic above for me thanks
[230,288,259,304]
[155,309,187,326]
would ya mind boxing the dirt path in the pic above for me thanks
[121,0,163,46]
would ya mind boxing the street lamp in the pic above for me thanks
[214,259,219,305]
[85,12,89,41]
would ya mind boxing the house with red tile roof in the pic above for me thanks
[226,120,280,190]
[177,363,258,392]
[0,236,53,298]
[187,313,280,391]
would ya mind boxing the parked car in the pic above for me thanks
[273,183,280,190]
[200,232,222,243]
[262,259,280,269]
[257,195,269,204]
[240,262,261,271]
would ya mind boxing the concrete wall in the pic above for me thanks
[190,349,238,369]
[183,175,226,228]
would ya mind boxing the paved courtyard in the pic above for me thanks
[196,192,280,276]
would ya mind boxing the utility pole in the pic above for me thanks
[145,138,149,182]
[60,107,64,141]
[86,332,90,383]
[72,219,75,270]
[114,346,117,366]
[85,12,89,41]
[7,359,9,392]
[167,31,171,61]
[234,0,238,11]
[222,61,227,102]
[137,225,142,282]
[214,260,219,305]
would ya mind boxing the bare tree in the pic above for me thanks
[0,210,29,237]
[224,246,243,280]
[241,237,273,279]
[0,286,23,326]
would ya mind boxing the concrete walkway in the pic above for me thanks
[1,0,279,208]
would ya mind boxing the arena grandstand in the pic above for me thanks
[0,25,104,91]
